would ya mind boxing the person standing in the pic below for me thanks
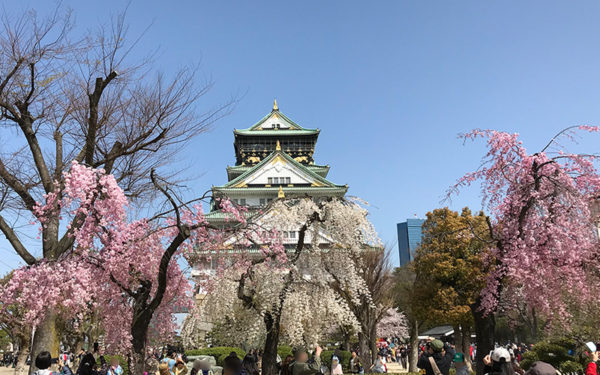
[161,351,177,375]
[106,358,123,375]
[291,346,322,375]
[417,340,453,375]
[33,352,58,375]
[331,356,343,375]
[400,346,408,369]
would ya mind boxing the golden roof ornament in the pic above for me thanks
[273,99,278,111]
[276,140,281,151]
[278,185,285,198]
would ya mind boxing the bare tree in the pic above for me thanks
[0,6,231,370]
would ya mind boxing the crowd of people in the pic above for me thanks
[8,338,600,375]
[415,339,563,375]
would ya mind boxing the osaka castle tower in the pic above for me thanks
[184,100,349,344]
[204,99,347,225]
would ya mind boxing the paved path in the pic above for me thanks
[386,361,408,373]
[0,367,15,375]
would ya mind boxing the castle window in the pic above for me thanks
[285,177,291,184]
[268,178,273,184]
[240,198,246,205]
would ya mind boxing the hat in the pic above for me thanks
[430,340,444,352]
[525,361,558,375]
[453,353,464,363]
[586,342,597,353]
[491,347,511,363]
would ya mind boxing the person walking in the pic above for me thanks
[453,353,469,375]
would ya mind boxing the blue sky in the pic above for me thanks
[2,1,600,271]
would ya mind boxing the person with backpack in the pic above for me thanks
[417,340,452,375]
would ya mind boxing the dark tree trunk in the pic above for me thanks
[408,318,419,373]
[454,325,464,354]
[262,312,281,375]
[471,302,495,375]
[129,308,153,375]
[358,331,372,370]
[368,324,378,366]
[342,329,351,352]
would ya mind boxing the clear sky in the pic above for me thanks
[2,0,600,272]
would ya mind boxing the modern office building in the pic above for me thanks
[397,218,425,266]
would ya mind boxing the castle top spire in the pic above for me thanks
[273,99,278,111]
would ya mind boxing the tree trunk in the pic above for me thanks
[530,308,538,343]
[454,325,464,354]
[369,324,378,366]
[15,334,31,375]
[357,330,372,370]
[343,329,351,352]
[408,318,419,373]
[461,325,473,372]
[30,312,60,374]
[129,305,153,375]
[261,312,280,375]
[471,303,495,375]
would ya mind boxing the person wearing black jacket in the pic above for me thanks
[417,340,453,375]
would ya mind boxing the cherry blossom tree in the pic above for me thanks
[450,126,600,374]
[0,6,231,367]
[326,248,394,369]
[0,162,238,375]
[376,308,409,340]
[199,198,379,375]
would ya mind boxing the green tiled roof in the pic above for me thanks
[234,129,318,136]
[213,186,347,196]
[222,149,339,188]
[234,109,319,136]
[204,210,256,220]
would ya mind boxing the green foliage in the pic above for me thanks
[99,355,129,375]
[411,207,490,328]
[321,350,352,370]
[278,346,294,361]
[0,329,11,351]
[519,340,577,371]
[184,347,246,366]
[559,361,582,374]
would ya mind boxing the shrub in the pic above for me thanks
[559,360,582,374]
